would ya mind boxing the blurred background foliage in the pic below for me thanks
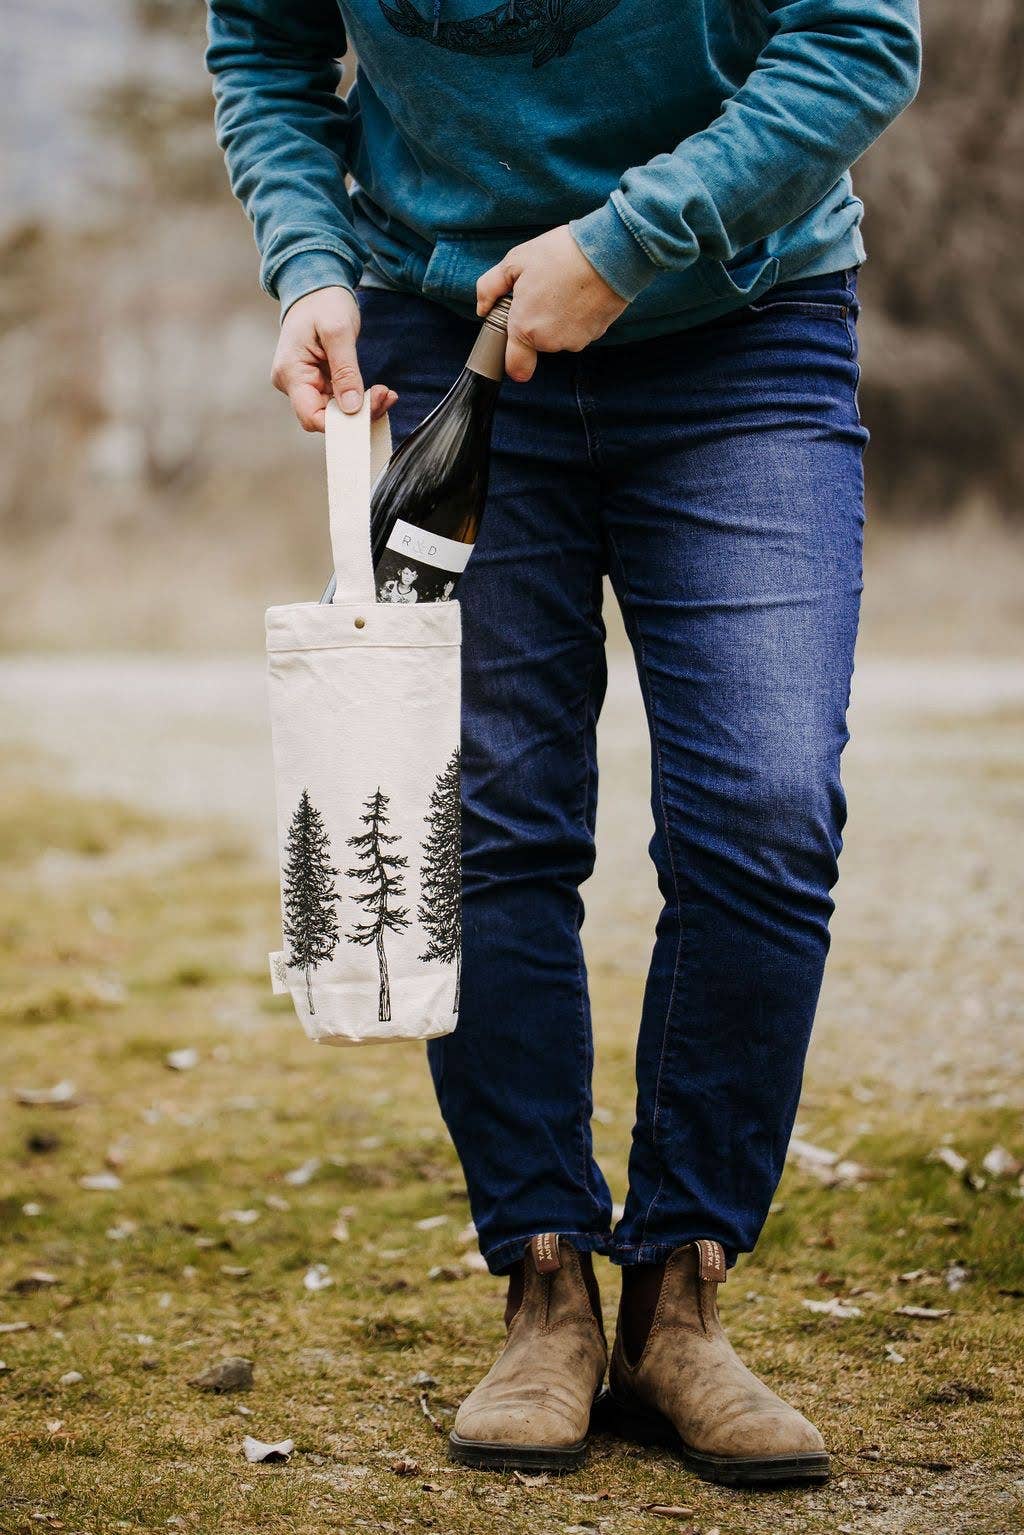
[1,0,1021,649]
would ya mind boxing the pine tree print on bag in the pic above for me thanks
[281,790,342,1015]
[419,747,462,1012]
[346,788,411,1023]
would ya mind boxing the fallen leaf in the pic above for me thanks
[189,1356,254,1393]
[456,1221,477,1247]
[283,1158,321,1187]
[928,1146,968,1176]
[788,1137,838,1171]
[220,1265,251,1278]
[391,1457,421,1477]
[78,1172,122,1192]
[925,1379,992,1405]
[14,1081,79,1109]
[0,1321,31,1334]
[944,1263,970,1292]
[802,1297,863,1319]
[410,1370,437,1387]
[898,1269,935,1284]
[857,1444,883,1460]
[884,1344,906,1364]
[330,1215,350,1243]
[58,1371,83,1386]
[303,1264,333,1292]
[242,1435,293,1464]
[83,972,125,1006]
[265,1193,290,1212]
[982,1145,1022,1179]
[220,1209,261,1226]
[894,1305,951,1320]
[787,1139,877,1188]
[512,1471,549,1487]
[104,1143,130,1174]
[165,1048,200,1072]
[106,1220,137,1242]
[414,1214,449,1231]
[643,1507,694,1520]
[11,1272,59,1294]
[428,1264,466,1282]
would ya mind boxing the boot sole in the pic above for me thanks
[594,1389,830,1487]
[448,1430,588,1473]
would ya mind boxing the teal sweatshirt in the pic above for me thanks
[206,0,920,342]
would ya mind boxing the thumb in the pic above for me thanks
[321,322,365,414]
[477,257,518,316]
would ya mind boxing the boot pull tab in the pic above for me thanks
[696,1239,727,1283]
[530,1233,562,1274]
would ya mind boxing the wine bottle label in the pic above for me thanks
[375,519,473,604]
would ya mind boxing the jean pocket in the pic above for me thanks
[746,296,853,319]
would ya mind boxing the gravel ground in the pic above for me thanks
[1,638,1021,1110]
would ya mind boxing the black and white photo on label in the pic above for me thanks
[375,551,460,604]
[378,562,421,604]
[281,789,342,1015]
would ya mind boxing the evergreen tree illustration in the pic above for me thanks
[418,747,462,1011]
[281,789,341,1016]
[346,787,410,1023]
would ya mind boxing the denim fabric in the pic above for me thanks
[355,270,867,1273]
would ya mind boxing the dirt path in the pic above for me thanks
[2,646,1021,1106]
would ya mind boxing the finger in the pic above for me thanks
[289,379,331,433]
[368,383,398,422]
[476,259,517,316]
[319,322,364,413]
[505,329,537,384]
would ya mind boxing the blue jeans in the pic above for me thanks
[357,270,867,1274]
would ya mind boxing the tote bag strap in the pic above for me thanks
[325,398,392,605]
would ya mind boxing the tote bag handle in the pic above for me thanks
[325,398,393,606]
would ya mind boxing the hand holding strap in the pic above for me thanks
[325,398,392,605]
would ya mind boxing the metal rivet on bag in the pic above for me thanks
[354,616,366,630]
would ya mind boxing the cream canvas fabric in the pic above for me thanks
[266,400,462,1045]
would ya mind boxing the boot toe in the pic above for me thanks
[454,1386,589,1450]
[702,1402,825,1460]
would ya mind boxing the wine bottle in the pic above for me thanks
[320,295,511,605]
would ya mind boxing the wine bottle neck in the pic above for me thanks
[465,324,506,383]
[465,295,512,383]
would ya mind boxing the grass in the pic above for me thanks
[1,767,1022,1535]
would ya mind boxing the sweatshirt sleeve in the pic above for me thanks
[570,0,922,302]
[206,0,368,311]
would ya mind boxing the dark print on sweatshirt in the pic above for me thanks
[378,0,623,69]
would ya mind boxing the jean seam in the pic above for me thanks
[484,1229,611,1273]
[573,364,604,471]
[603,527,687,1251]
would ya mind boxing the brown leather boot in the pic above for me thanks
[449,1234,607,1471]
[605,1240,829,1486]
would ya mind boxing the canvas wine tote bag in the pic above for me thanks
[265,400,462,1045]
